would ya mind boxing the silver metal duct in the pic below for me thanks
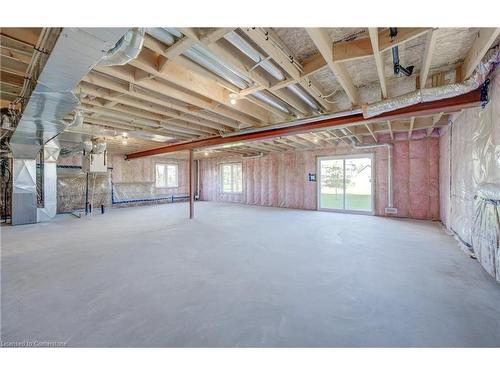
[147,28,176,45]
[11,159,37,225]
[98,28,146,67]
[287,84,320,111]
[363,50,499,118]
[251,91,291,114]
[37,139,60,222]
[147,28,254,89]
[65,110,84,129]
[224,31,286,81]
[10,28,128,225]
[185,44,253,89]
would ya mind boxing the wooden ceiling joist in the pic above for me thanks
[241,27,333,111]
[462,28,500,80]
[419,30,438,89]
[124,48,280,124]
[80,99,216,137]
[79,81,236,131]
[306,28,359,106]
[87,66,260,127]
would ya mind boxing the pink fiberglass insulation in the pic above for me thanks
[199,138,440,219]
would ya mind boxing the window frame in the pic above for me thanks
[155,162,179,188]
[219,162,243,194]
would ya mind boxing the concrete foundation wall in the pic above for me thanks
[199,138,440,219]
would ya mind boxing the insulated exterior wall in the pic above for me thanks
[200,138,440,219]
[57,153,111,213]
[111,155,189,205]
[439,71,500,281]
[440,71,500,244]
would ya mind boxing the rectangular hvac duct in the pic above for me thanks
[10,28,128,225]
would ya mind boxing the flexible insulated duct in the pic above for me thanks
[363,50,499,118]
[287,84,320,111]
[224,31,285,81]
[98,28,146,67]
[65,110,84,128]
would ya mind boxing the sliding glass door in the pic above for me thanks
[317,154,373,214]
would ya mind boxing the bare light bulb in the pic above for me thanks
[122,132,128,137]
[122,139,128,145]
[230,98,237,105]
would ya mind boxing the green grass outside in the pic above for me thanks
[320,193,372,211]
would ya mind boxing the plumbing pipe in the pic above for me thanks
[351,141,393,209]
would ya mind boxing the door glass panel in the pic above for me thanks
[344,158,372,212]
[319,159,344,210]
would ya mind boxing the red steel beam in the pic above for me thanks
[126,88,482,160]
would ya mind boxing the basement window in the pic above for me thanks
[155,163,178,188]
[220,163,242,193]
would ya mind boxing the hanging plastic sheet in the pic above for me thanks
[57,168,111,213]
[471,183,500,282]
[111,182,188,206]
[440,65,500,281]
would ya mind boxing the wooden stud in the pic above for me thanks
[408,117,415,139]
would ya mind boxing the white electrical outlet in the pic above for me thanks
[385,207,398,214]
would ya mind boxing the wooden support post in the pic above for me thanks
[189,149,194,219]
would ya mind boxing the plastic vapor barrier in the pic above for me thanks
[111,182,186,206]
[57,168,111,213]
[471,183,500,282]
[440,68,500,281]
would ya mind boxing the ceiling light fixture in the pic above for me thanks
[229,92,238,105]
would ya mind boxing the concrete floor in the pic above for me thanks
[1,202,500,347]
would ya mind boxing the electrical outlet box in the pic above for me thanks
[385,207,398,214]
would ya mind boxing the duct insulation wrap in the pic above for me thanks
[471,183,500,282]
[98,28,145,67]
[363,50,499,118]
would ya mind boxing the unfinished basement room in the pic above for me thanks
[2,11,500,360]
